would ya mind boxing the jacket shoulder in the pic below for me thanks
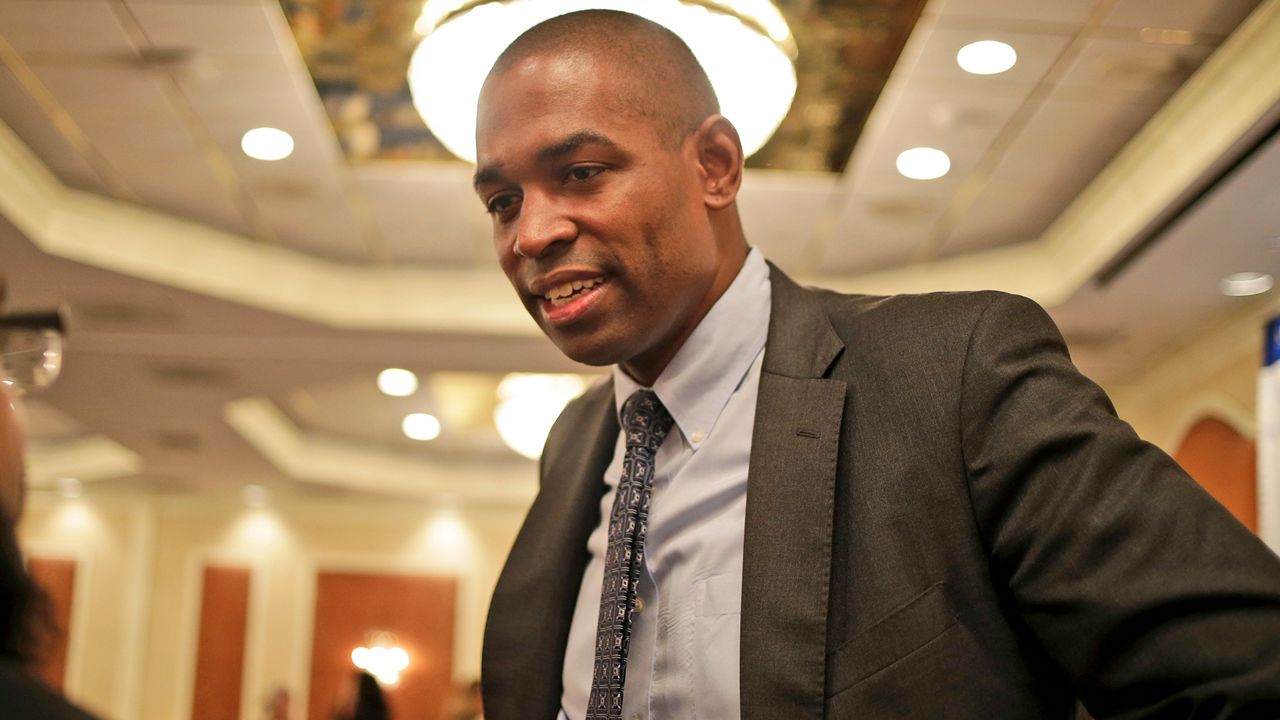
[805,287,1052,352]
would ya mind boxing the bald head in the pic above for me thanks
[488,10,720,148]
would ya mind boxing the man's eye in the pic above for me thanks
[486,194,519,214]
[566,166,605,183]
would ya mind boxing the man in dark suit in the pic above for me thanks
[474,10,1280,719]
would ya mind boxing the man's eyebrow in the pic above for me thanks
[472,130,619,190]
[473,164,503,190]
[536,130,619,162]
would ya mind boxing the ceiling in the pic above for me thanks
[0,0,1277,505]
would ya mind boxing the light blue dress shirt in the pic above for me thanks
[558,248,771,720]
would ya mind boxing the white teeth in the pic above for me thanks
[542,276,605,303]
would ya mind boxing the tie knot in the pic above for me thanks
[620,390,673,451]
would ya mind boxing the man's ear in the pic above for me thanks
[694,115,744,210]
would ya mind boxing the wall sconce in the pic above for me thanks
[351,631,410,687]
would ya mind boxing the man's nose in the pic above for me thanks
[513,192,575,259]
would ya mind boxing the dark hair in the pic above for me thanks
[351,671,390,720]
[0,512,50,664]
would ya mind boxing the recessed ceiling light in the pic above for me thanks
[402,413,441,441]
[896,147,951,180]
[240,127,294,161]
[1220,272,1274,297]
[956,40,1017,75]
[377,368,419,397]
[57,477,82,499]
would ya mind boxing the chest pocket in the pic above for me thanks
[826,582,958,696]
[691,573,742,719]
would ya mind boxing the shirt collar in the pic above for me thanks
[613,247,771,449]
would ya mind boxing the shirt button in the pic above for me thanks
[691,430,705,443]
[634,596,646,614]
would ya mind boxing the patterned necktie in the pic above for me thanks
[585,390,674,720]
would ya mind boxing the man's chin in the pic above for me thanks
[546,330,630,369]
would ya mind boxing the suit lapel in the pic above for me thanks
[482,379,618,720]
[741,267,846,719]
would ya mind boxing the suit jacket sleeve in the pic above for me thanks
[959,293,1280,719]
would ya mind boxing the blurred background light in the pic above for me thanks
[240,127,294,161]
[1220,271,1274,297]
[956,40,1017,75]
[377,368,419,397]
[493,373,587,459]
[896,147,951,180]
[402,412,442,441]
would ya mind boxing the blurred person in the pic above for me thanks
[0,304,96,719]
[475,10,1280,720]
[332,670,390,720]
[263,686,293,720]
[446,678,483,720]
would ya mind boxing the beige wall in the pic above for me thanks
[17,490,525,720]
[1100,297,1278,452]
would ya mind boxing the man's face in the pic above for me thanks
[474,52,726,377]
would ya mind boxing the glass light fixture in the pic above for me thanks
[352,632,410,687]
[1220,272,1274,297]
[493,373,587,459]
[403,413,442,441]
[240,127,294,161]
[956,40,1017,75]
[377,368,419,397]
[896,147,951,180]
[408,0,798,162]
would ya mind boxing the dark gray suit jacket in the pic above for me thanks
[482,266,1280,719]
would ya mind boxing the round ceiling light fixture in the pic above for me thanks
[956,40,1017,75]
[377,368,419,397]
[408,0,797,163]
[896,147,951,180]
[402,412,443,441]
[240,127,294,161]
[1220,271,1274,297]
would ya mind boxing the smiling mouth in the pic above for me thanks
[542,276,606,306]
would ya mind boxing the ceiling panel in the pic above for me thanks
[897,22,1075,104]
[845,84,1025,201]
[0,0,137,56]
[356,164,488,267]
[942,91,1161,255]
[1055,36,1216,103]
[127,1,283,57]
[30,64,251,234]
[0,67,108,196]
[262,193,373,263]
[932,0,1096,26]
[815,191,944,275]
[1102,0,1263,36]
